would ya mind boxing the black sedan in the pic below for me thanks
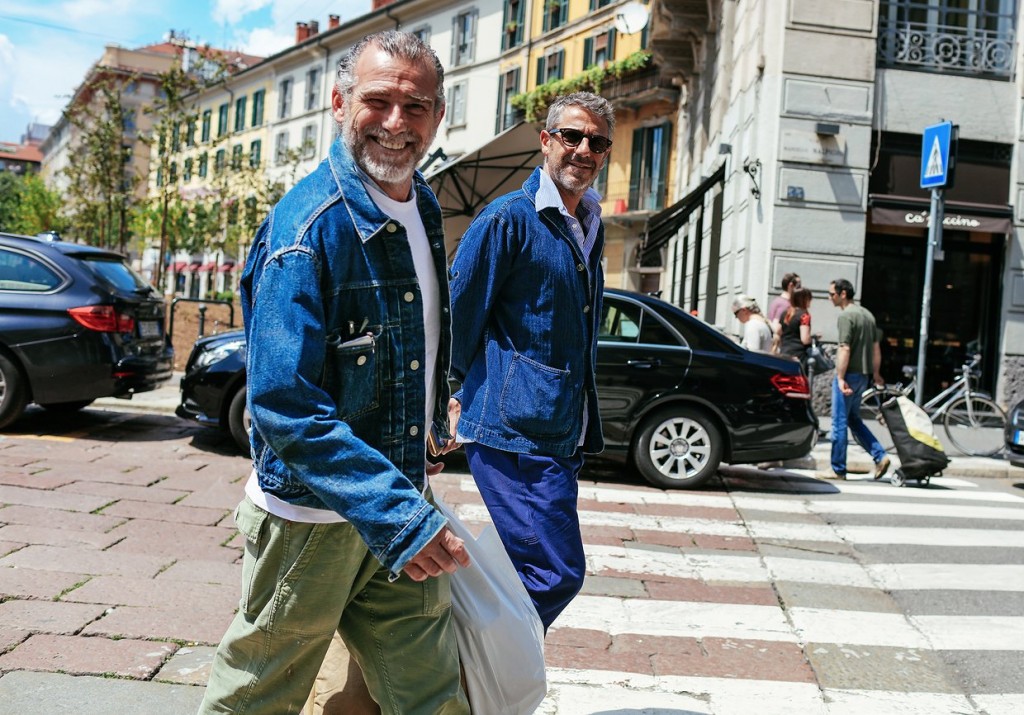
[0,232,173,428]
[178,289,816,489]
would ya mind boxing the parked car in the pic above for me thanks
[0,232,174,428]
[178,289,816,489]
[1004,398,1024,467]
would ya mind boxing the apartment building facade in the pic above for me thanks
[647,0,1024,404]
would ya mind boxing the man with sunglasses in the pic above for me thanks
[447,92,614,630]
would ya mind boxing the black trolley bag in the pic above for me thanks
[880,395,950,487]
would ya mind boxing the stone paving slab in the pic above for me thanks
[0,600,107,635]
[0,566,90,600]
[82,604,234,646]
[0,504,125,532]
[62,575,240,613]
[0,671,205,715]
[0,633,176,678]
[0,544,170,578]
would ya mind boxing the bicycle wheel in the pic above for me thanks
[858,388,901,452]
[942,396,1007,457]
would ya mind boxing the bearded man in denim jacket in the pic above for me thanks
[448,92,614,631]
[199,31,470,715]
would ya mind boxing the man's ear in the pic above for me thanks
[331,86,344,124]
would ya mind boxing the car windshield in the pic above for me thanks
[83,258,153,294]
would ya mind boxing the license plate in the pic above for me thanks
[139,321,161,338]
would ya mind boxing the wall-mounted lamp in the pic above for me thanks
[742,158,762,199]
[815,122,841,136]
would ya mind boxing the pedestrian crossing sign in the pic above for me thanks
[920,121,954,189]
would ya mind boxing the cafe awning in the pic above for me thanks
[868,194,1013,234]
[640,162,727,261]
[425,122,542,251]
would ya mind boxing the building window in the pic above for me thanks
[877,0,1017,78]
[305,68,321,111]
[590,0,614,8]
[183,157,193,182]
[583,28,616,69]
[215,148,226,174]
[629,123,672,211]
[496,67,521,133]
[122,109,137,135]
[502,0,525,50]
[536,47,565,84]
[231,144,243,171]
[156,167,163,187]
[301,123,317,159]
[452,10,477,66]
[275,132,289,165]
[447,81,468,128]
[594,160,609,197]
[411,25,431,44]
[199,152,208,178]
[169,161,177,184]
[217,103,229,137]
[279,77,293,118]
[252,89,265,126]
[185,118,197,147]
[201,110,212,142]
[249,140,261,168]
[171,123,181,152]
[234,96,247,132]
[543,0,569,32]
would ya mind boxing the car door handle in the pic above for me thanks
[627,359,661,369]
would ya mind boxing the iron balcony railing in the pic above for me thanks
[877,20,1016,78]
[600,66,677,103]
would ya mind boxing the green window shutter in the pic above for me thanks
[583,37,594,69]
[537,56,546,83]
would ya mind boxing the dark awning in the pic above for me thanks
[641,162,727,260]
[868,194,1013,234]
[425,122,542,251]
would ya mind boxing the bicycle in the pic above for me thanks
[858,354,1007,457]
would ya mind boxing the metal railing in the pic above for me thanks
[168,297,236,347]
[877,20,1016,78]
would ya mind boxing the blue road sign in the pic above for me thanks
[921,121,953,189]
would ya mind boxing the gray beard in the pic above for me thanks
[343,121,423,187]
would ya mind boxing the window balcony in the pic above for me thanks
[600,65,679,109]
[877,20,1016,79]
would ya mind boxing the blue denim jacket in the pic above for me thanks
[449,166,605,457]
[239,137,452,574]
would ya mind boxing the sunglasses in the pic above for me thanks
[548,128,613,154]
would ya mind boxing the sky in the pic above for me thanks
[0,0,372,144]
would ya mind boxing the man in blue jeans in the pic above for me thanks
[447,92,615,630]
[821,278,891,480]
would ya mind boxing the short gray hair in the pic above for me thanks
[335,30,445,114]
[545,92,615,136]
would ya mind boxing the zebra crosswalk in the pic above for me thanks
[440,468,1024,714]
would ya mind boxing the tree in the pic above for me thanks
[61,75,139,252]
[0,173,66,235]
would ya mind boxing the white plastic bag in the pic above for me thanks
[435,496,547,715]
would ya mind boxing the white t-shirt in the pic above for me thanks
[741,317,774,353]
[245,180,439,523]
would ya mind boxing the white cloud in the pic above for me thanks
[239,26,292,57]
[213,0,273,27]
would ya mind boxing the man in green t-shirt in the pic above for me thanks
[821,278,891,480]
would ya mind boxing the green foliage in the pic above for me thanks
[0,172,67,236]
[511,50,653,122]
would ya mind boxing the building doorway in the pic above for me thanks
[861,230,1004,397]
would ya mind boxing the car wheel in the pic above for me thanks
[227,386,250,453]
[40,400,95,412]
[633,406,723,489]
[0,353,28,430]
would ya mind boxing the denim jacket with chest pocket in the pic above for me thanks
[449,166,605,457]
[240,137,452,574]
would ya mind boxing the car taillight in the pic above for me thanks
[770,373,811,398]
[68,305,136,333]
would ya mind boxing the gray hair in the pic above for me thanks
[335,30,445,114]
[731,294,762,314]
[546,91,615,136]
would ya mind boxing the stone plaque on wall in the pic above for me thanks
[780,130,847,166]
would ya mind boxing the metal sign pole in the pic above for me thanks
[916,188,943,405]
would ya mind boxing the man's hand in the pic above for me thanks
[401,526,471,582]
[838,377,853,396]
[439,397,462,455]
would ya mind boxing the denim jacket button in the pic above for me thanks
[409,425,420,436]
[386,223,398,233]
[577,263,585,272]
[583,305,591,313]
[403,291,415,302]
[356,355,367,366]
[410,359,420,371]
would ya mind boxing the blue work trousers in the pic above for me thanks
[464,443,586,631]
